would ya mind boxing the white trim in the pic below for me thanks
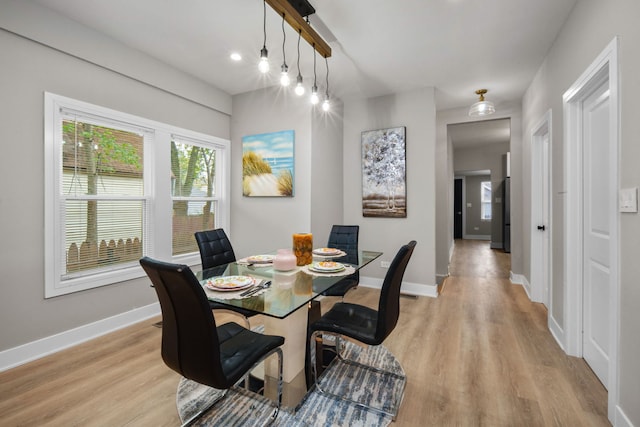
[548,314,565,352]
[359,276,438,298]
[562,37,619,423]
[44,92,230,297]
[462,234,491,240]
[530,109,553,307]
[510,272,532,299]
[0,303,160,372]
[615,406,635,427]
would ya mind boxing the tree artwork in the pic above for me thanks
[361,127,407,218]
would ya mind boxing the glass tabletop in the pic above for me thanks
[195,250,382,319]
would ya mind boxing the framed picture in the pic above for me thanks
[361,126,406,218]
[242,130,294,197]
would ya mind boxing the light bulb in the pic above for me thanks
[322,99,330,111]
[258,47,269,73]
[280,64,290,86]
[310,85,319,104]
[295,75,305,96]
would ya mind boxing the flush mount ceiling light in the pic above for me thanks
[468,89,495,117]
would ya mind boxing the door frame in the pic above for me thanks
[530,109,552,309]
[563,37,619,421]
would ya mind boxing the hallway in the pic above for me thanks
[390,239,609,425]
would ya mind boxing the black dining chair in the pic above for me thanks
[139,257,284,426]
[308,240,417,420]
[194,228,258,328]
[321,225,360,298]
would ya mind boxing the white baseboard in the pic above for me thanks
[0,303,160,372]
[510,271,532,299]
[463,234,491,240]
[360,275,438,298]
[548,314,565,352]
[616,405,635,427]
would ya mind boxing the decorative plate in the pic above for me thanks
[312,247,342,256]
[246,254,275,264]
[205,275,254,292]
[309,261,346,273]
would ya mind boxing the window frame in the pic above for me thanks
[44,93,229,297]
[480,180,492,221]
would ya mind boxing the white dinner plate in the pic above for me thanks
[204,275,254,292]
[309,261,346,273]
[246,254,275,264]
[312,247,342,256]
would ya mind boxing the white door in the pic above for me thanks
[530,114,551,306]
[582,81,611,387]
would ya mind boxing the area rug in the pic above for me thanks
[176,338,405,426]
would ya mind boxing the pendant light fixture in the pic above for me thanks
[322,56,330,111]
[294,29,305,96]
[468,89,495,117]
[279,12,290,86]
[258,0,270,74]
[310,44,319,104]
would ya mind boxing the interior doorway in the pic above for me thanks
[563,37,619,421]
[454,178,463,239]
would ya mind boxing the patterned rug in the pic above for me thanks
[176,339,405,426]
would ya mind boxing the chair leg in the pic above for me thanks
[309,331,406,420]
[181,390,228,427]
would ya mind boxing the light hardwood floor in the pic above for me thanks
[0,240,610,426]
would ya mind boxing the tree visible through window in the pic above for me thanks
[45,93,230,297]
[62,119,145,275]
[171,140,217,255]
[481,181,492,220]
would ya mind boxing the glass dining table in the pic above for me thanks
[194,249,382,410]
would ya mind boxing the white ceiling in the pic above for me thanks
[32,0,577,111]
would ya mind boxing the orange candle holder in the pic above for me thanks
[293,233,313,266]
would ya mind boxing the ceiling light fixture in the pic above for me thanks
[295,29,305,96]
[322,56,330,111]
[468,89,495,117]
[280,13,290,86]
[258,0,269,73]
[310,44,319,104]
[265,0,331,58]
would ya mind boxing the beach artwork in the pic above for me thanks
[242,130,294,197]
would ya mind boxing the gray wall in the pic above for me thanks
[343,88,436,288]
[435,105,522,279]
[521,0,640,422]
[230,87,344,256]
[454,142,510,246]
[0,6,230,351]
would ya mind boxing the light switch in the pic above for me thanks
[466,203,472,208]
[619,187,638,213]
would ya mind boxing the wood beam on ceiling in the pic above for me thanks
[265,0,332,58]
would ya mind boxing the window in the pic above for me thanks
[481,181,492,220]
[171,138,218,256]
[45,93,229,297]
